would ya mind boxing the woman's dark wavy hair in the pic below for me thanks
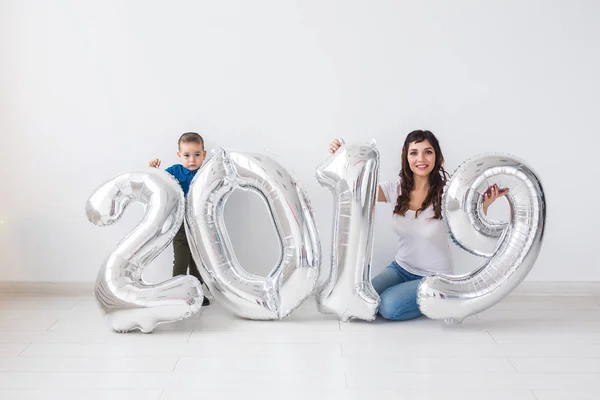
[393,130,449,219]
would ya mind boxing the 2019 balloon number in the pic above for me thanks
[86,141,545,333]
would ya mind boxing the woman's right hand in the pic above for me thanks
[148,158,161,168]
[329,139,342,154]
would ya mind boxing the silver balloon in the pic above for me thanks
[417,153,546,323]
[86,169,204,333]
[315,139,381,322]
[186,149,321,320]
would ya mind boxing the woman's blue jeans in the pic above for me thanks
[372,261,423,321]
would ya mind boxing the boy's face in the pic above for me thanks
[177,142,206,171]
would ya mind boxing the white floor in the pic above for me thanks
[1,289,600,400]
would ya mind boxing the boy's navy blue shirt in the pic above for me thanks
[165,164,197,196]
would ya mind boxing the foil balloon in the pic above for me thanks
[315,139,381,322]
[417,153,546,323]
[86,169,204,333]
[186,148,321,320]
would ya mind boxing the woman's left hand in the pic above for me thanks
[483,184,509,215]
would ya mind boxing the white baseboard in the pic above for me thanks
[512,282,600,296]
[0,282,94,296]
[1,281,599,296]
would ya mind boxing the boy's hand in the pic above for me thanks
[148,159,161,168]
[329,139,342,154]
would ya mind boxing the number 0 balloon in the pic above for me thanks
[185,149,321,320]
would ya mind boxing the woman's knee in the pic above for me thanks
[378,295,422,321]
[371,267,399,295]
[377,297,395,320]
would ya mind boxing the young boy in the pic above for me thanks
[149,132,210,306]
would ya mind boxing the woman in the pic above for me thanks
[328,130,507,321]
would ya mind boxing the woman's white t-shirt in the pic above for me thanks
[379,180,453,276]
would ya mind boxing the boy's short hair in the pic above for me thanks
[178,132,204,150]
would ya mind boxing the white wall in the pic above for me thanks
[1,0,598,283]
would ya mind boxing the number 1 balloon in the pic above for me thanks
[417,153,546,323]
[314,139,381,322]
[86,170,204,333]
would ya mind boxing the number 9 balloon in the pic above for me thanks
[417,153,546,323]
[86,169,204,333]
